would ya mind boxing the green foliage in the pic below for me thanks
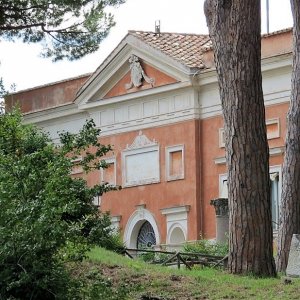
[183,239,229,257]
[0,76,16,113]
[0,77,6,100]
[0,109,122,299]
[153,252,170,264]
[137,250,170,264]
[0,0,125,61]
[79,267,131,300]
[85,247,300,300]
[138,250,156,263]
[0,93,4,115]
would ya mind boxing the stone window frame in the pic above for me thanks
[122,144,160,188]
[100,156,117,185]
[269,165,282,232]
[219,165,282,231]
[266,118,280,140]
[219,173,228,198]
[165,144,185,181]
[122,131,160,188]
[219,128,225,148]
[219,118,280,149]
[70,156,83,175]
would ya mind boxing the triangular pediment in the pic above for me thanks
[75,33,195,108]
[103,58,178,99]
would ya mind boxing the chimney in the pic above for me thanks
[266,0,270,34]
[155,20,161,35]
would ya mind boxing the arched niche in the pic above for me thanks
[161,205,190,246]
[168,224,187,245]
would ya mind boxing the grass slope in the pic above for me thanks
[71,247,300,300]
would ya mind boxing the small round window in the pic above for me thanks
[137,221,156,249]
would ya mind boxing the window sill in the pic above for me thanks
[166,175,184,182]
[123,179,160,188]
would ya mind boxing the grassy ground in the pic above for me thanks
[70,247,300,300]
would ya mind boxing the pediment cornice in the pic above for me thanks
[75,34,195,109]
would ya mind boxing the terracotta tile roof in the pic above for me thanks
[129,30,212,69]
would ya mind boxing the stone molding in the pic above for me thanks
[125,130,157,150]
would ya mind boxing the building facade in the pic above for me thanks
[6,29,292,249]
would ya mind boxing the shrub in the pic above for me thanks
[183,239,228,257]
[139,250,156,263]
[0,110,121,299]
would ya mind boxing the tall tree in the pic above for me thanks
[0,110,122,299]
[204,0,276,276]
[0,0,125,61]
[277,0,300,272]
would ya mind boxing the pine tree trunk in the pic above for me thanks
[204,0,276,276]
[277,0,300,273]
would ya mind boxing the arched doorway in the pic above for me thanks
[137,221,157,249]
[123,207,160,249]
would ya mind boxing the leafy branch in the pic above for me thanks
[0,0,126,61]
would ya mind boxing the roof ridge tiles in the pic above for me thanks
[128,29,209,37]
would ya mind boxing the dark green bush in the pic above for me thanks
[0,110,122,299]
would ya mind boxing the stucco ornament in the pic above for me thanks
[125,55,155,89]
[210,198,229,216]
[126,131,157,150]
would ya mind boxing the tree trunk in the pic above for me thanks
[277,0,300,273]
[204,0,276,276]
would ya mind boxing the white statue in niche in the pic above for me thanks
[125,55,155,89]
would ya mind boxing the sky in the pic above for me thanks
[0,0,293,93]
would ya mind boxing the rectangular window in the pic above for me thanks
[101,157,116,185]
[70,156,83,175]
[270,172,280,230]
[219,166,281,231]
[92,195,101,207]
[170,151,183,176]
[219,128,225,148]
[166,145,184,181]
[219,174,228,198]
[219,118,280,150]
[266,118,280,140]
